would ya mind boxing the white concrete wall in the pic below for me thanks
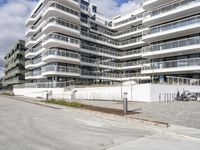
[13,84,200,102]
[13,88,71,99]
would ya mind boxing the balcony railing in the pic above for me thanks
[14,80,75,88]
[81,70,142,79]
[25,46,42,56]
[42,65,81,74]
[47,17,80,31]
[83,44,142,56]
[91,24,144,37]
[26,57,42,66]
[142,36,200,53]
[42,49,80,59]
[114,13,143,27]
[26,70,42,77]
[144,0,200,19]
[142,58,200,70]
[43,33,80,45]
[81,57,141,68]
[81,31,142,46]
[143,15,200,36]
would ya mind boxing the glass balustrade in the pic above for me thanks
[91,24,144,37]
[85,45,139,56]
[81,57,141,68]
[43,33,80,45]
[81,31,142,46]
[26,57,42,66]
[81,70,142,78]
[42,65,81,74]
[143,36,200,52]
[48,17,80,31]
[143,15,200,36]
[114,13,143,26]
[43,49,80,59]
[25,46,42,55]
[143,58,200,70]
[144,0,200,19]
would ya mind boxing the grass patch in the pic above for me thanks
[45,99,86,108]
[1,93,14,96]
[43,99,141,116]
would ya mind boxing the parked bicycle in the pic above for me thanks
[175,89,197,101]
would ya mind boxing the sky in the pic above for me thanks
[0,0,143,77]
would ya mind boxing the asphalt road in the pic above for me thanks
[0,95,200,150]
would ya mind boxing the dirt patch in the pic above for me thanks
[44,99,141,116]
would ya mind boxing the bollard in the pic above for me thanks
[46,91,49,101]
[123,92,128,114]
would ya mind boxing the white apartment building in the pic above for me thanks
[142,0,200,82]
[25,0,200,86]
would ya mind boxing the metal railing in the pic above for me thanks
[25,46,42,56]
[43,33,80,45]
[81,31,142,46]
[42,65,81,74]
[26,70,42,77]
[42,49,80,59]
[144,0,200,19]
[166,76,200,86]
[91,24,144,37]
[142,58,200,70]
[81,57,142,68]
[48,17,80,31]
[14,80,75,89]
[114,13,143,26]
[142,36,200,53]
[143,15,200,36]
[26,57,42,66]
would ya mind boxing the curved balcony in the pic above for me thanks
[142,36,200,59]
[42,65,81,77]
[42,49,80,64]
[42,17,80,37]
[26,1,80,27]
[25,58,45,69]
[81,57,142,70]
[142,58,200,74]
[143,15,200,42]
[42,2,80,24]
[81,31,145,49]
[25,70,45,80]
[143,0,200,26]
[91,24,145,40]
[81,70,149,81]
[42,33,80,51]
[118,36,145,49]
[25,35,44,48]
[143,0,170,10]
[25,46,43,58]
[112,13,143,30]
[80,44,142,60]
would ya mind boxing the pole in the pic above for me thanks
[123,92,128,114]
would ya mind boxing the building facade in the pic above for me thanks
[25,0,200,86]
[3,40,26,88]
[142,0,200,82]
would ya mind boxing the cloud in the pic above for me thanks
[90,0,143,18]
[0,0,36,77]
[0,0,36,58]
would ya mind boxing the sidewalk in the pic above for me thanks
[76,100,200,129]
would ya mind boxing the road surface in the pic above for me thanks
[0,95,200,150]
